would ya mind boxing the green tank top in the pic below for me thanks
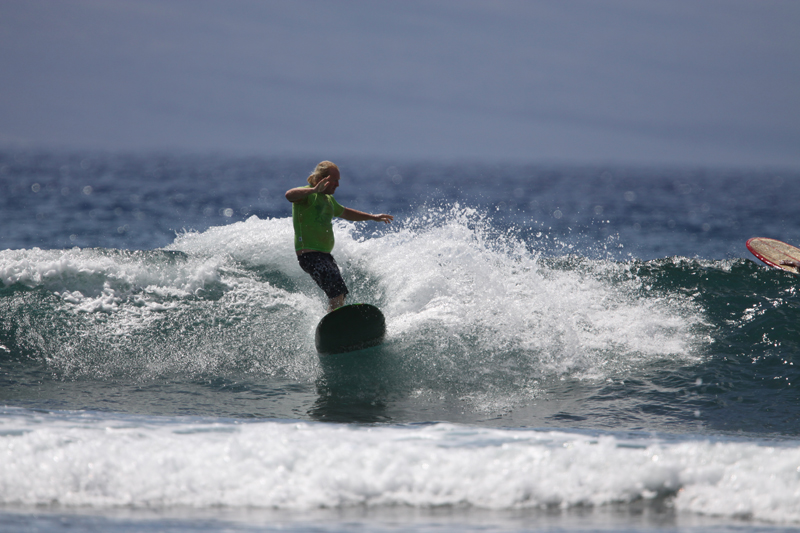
[291,187,345,253]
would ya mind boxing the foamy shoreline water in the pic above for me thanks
[1,408,799,525]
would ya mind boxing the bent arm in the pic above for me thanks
[340,208,393,224]
[285,187,313,203]
[285,177,329,202]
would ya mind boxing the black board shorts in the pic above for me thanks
[297,252,349,299]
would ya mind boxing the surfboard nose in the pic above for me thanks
[315,304,386,355]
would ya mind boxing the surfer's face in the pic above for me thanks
[322,168,340,194]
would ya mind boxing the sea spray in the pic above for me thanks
[3,209,708,387]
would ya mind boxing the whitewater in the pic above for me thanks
[2,151,800,532]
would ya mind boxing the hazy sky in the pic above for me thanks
[1,0,799,167]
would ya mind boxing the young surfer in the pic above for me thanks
[285,161,393,312]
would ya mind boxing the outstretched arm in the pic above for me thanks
[341,208,393,224]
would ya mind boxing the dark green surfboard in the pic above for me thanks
[315,304,386,355]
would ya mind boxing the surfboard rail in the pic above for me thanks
[746,237,800,274]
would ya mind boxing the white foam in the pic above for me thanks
[0,409,798,524]
[340,206,707,378]
[166,216,297,269]
[0,210,708,384]
[0,246,222,311]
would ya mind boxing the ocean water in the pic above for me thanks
[2,150,800,532]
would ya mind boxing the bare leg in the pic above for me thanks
[328,294,346,312]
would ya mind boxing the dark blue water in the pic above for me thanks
[4,150,797,258]
[2,149,800,531]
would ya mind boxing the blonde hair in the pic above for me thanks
[307,161,339,186]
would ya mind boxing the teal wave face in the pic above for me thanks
[1,212,799,434]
